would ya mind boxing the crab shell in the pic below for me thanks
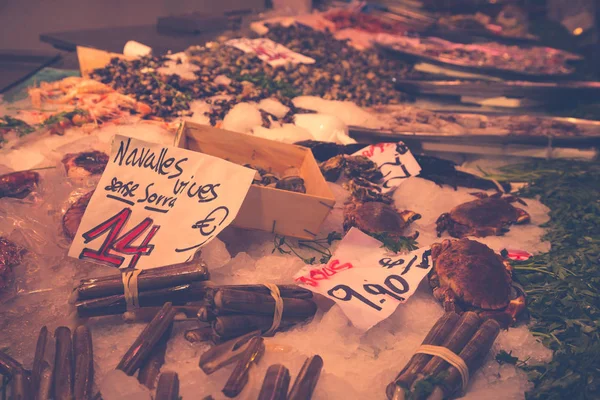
[343,201,420,238]
[436,194,530,238]
[430,238,512,310]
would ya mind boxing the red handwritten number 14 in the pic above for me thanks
[79,208,160,268]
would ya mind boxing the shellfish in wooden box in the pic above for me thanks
[175,121,336,239]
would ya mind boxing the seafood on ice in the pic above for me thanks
[429,238,527,328]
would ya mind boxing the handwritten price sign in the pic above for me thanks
[294,228,432,331]
[354,142,421,192]
[68,135,255,269]
[226,38,315,67]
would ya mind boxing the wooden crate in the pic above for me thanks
[176,121,336,239]
[76,46,132,77]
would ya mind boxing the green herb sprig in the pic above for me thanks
[272,231,342,264]
[370,232,419,253]
[0,115,35,137]
[41,109,88,127]
[490,159,600,400]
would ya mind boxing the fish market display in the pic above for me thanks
[436,193,530,238]
[429,238,526,328]
[0,142,557,399]
[376,34,581,76]
[1,7,595,399]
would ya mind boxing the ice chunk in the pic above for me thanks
[222,103,262,134]
[494,325,552,363]
[292,96,386,129]
[214,75,232,86]
[258,98,290,118]
[99,370,152,400]
[252,124,314,144]
[200,238,231,270]
[157,60,200,80]
[294,114,355,144]
[188,100,212,126]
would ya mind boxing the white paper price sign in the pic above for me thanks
[293,228,432,331]
[226,38,315,67]
[68,135,255,270]
[353,142,421,192]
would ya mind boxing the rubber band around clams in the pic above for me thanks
[263,283,283,336]
[122,269,143,310]
[414,344,470,394]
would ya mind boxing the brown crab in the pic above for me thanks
[436,192,530,238]
[343,177,392,204]
[343,200,420,239]
[430,238,526,328]
[319,155,383,183]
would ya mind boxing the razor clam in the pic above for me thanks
[117,302,176,375]
[199,330,262,375]
[76,282,206,318]
[288,355,324,400]
[197,305,219,322]
[75,262,209,300]
[222,337,265,398]
[138,325,172,389]
[258,364,290,400]
[0,349,23,377]
[37,362,54,400]
[54,326,74,400]
[386,312,460,399]
[418,312,481,378]
[211,289,317,318]
[213,315,308,340]
[204,284,313,301]
[427,319,501,400]
[73,325,94,400]
[10,368,31,400]
[32,326,55,399]
[155,371,179,400]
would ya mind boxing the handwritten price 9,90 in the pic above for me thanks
[78,207,160,269]
[326,274,410,312]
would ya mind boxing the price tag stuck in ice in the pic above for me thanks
[501,248,532,261]
[293,228,432,331]
[68,135,255,270]
[226,38,315,67]
[354,142,421,192]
